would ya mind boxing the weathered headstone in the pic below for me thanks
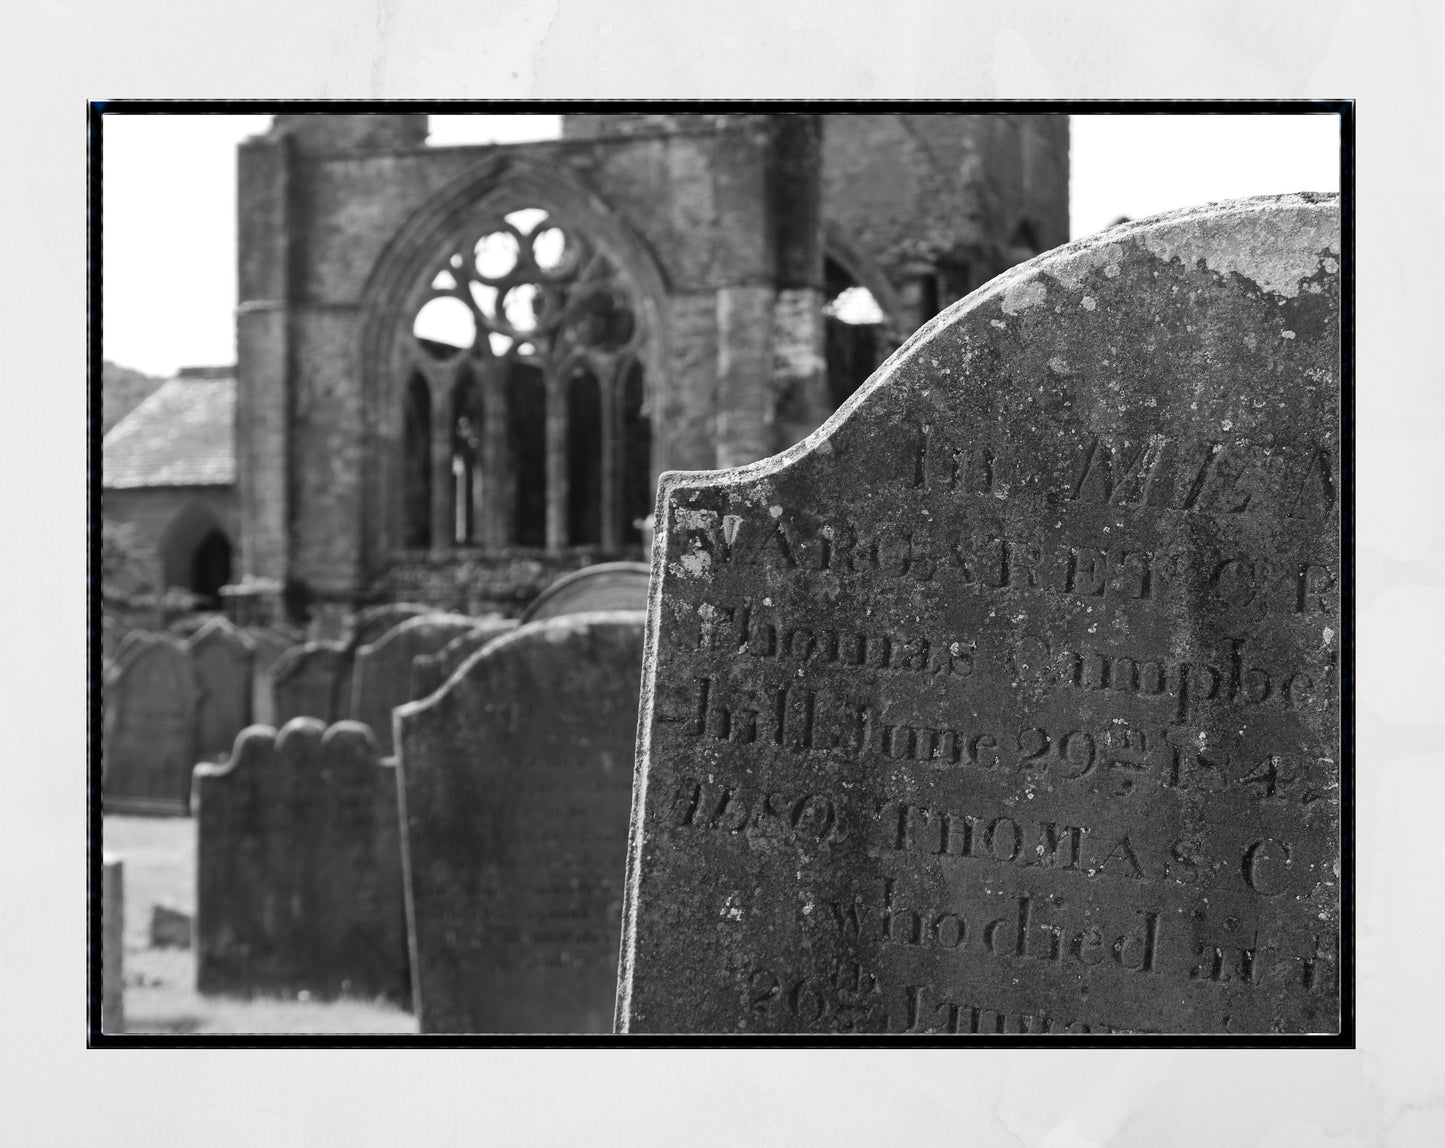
[187,616,256,762]
[409,619,518,699]
[102,853,124,1034]
[350,614,480,755]
[247,628,295,728]
[350,602,432,651]
[396,611,645,1033]
[270,640,352,726]
[193,719,408,1002]
[102,632,201,814]
[520,562,652,623]
[618,195,1342,1036]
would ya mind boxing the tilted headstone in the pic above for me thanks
[520,562,652,623]
[350,602,433,651]
[396,611,645,1033]
[247,628,295,728]
[409,619,518,700]
[617,195,1342,1036]
[270,640,352,726]
[187,616,256,762]
[193,719,408,1002]
[350,614,480,755]
[102,853,124,1034]
[102,632,201,814]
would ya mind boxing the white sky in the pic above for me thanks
[101,112,1341,377]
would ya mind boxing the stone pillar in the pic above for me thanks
[102,854,124,1034]
[236,131,294,591]
[768,115,829,453]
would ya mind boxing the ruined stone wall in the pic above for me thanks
[821,114,1070,321]
[236,113,1067,620]
[239,115,821,612]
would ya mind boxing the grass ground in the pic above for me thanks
[102,814,418,1035]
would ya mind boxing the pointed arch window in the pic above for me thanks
[401,207,652,553]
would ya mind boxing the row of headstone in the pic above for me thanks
[102,607,511,813]
[103,618,284,813]
[186,197,1340,1036]
[191,610,644,1031]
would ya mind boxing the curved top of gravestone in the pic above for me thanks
[354,613,480,661]
[185,614,256,655]
[107,629,194,671]
[398,610,648,723]
[350,603,433,650]
[520,562,652,623]
[409,618,519,702]
[662,193,1340,498]
[269,639,349,684]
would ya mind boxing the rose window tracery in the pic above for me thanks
[399,207,652,553]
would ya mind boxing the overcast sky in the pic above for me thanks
[100,111,1341,377]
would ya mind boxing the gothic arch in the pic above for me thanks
[158,498,233,603]
[357,156,671,568]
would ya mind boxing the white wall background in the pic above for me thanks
[7,2,1440,1144]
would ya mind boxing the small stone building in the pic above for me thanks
[234,112,1069,622]
[102,367,238,608]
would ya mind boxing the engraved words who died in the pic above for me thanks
[617,195,1342,1036]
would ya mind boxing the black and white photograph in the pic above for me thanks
[95,106,1346,1041]
[7,1,1440,1142]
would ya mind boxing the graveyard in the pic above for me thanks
[97,114,1342,1038]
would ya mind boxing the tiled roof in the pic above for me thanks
[103,376,236,488]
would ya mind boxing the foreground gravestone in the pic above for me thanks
[103,633,201,814]
[396,611,644,1033]
[102,853,124,1033]
[409,619,517,699]
[193,719,407,1002]
[350,614,480,755]
[520,562,652,623]
[270,640,352,726]
[187,616,256,762]
[618,195,1342,1036]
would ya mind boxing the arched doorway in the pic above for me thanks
[159,499,234,609]
[190,529,233,608]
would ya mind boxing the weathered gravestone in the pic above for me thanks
[396,611,645,1033]
[102,633,201,814]
[187,616,256,762]
[350,602,432,651]
[247,628,295,728]
[270,640,353,726]
[102,853,124,1033]
[520,562,652,623]
[193,719,408,1001]
[409,619,518,700]
[351,614,480,755]
[617,195,1342,1036]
